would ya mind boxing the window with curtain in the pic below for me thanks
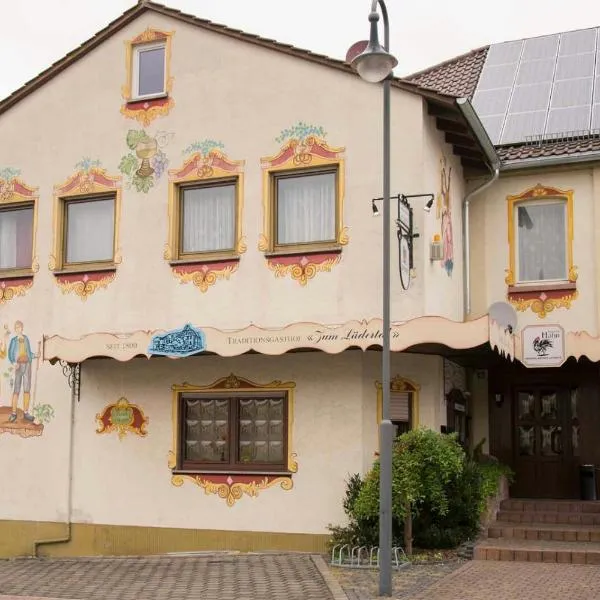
[178,393,288,472]
[516,200,567,283]
[64,196,115,265]
[0,206,34,271]
[274,169,336,247]
[179,182,236,256]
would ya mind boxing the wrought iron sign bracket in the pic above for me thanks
[371,192,434,289]
[59,360,81,402]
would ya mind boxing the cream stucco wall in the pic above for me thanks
[469,166,598,335]
[0,350,445,535]
[0,10,465,345]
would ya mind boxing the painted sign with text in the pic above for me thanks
[522,324,565,368]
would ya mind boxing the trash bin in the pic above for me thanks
[580,465,597,501]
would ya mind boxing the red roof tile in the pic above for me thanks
[403,47,488,99]
[498,136,600,162]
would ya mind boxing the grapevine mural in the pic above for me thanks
[119,129,172,193]
[0,321,53,438]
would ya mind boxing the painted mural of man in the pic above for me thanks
[7,321,35,423]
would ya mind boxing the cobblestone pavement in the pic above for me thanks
[0,554,345,600]
[332,560,464,599]
[409,561,600,600]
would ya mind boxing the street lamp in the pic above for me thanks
[351,1,397,597]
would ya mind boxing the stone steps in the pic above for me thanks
[476,499,600,563]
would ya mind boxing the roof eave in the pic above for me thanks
[500,151,600,171]
[456,97,500,170]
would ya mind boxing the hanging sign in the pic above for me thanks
[521,324,565,368]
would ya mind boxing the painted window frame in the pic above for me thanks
[506,184,576,291]
[0,200,37,279]
[170,375,297,476]
[122,28,173,104]
[375,376,420,446]
[168,176,244,264]
[260,146,347,255]
[51,170,122,274]
[131,41,167,101]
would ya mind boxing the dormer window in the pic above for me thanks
[132,42,166,100]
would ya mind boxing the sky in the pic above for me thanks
[1,0,599,101]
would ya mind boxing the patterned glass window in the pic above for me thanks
[179,393,288,472]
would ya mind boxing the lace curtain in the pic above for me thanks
[517,201,566,282]
[66,198,114,264]
[181,184,236,253]
[0,207,33,269]
[276,172,336,245]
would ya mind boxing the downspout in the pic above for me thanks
[33,367,78,557]
[456,98,501,319]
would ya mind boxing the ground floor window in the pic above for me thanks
[172,375,295,474]
[376,376,419,440]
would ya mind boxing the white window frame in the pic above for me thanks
[514,198,568,285]
[131,41,167,101]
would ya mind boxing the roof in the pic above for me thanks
[404,47,489,99]
[0,0,494,173]
[405,29,600,168]
[0,0,457,117]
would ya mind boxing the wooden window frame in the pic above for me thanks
[170,375,296,476]
[269,166,340,254]
[375,376,420,447]
[506,184,576,293]
[170,177,242,264]
[178,392,289,474]
[0,201,37,279]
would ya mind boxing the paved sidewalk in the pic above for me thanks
[409,560,600,600]
[0,554,346,600]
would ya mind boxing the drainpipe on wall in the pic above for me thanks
[456,98,501,320]
[32,373,78,557]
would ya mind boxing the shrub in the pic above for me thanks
[328,430,513,552]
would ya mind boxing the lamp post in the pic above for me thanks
[350,2,398,596]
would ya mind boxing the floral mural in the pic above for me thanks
[119,130,172,193]
[0,321,53,438]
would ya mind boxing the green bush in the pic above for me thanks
[328,430,513,551]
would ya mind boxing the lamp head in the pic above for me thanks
[371,199,380,216]
[424,197,434,213]
[351,11,398,83]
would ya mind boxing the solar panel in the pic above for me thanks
[501,111,547,144]
[546,106,592,133]
[472,26,600,144]
[559,29,597,55]
[472,88,512,116]
[551,78,593,108]
[556,54,595,80]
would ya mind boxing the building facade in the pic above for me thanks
[0,2,495,557]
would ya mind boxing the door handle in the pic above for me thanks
[551,428,563,455]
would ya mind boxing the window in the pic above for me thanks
[376,377,419,443]
[63,196,115,266]
[178,393,288,472]
[272,168,337,249]
[516,200,567,283]
[132,42,166,99]
[0,205,34,272]
[178,181,237,257]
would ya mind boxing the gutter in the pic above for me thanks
[456,98,501,319]
[33,373,78,557]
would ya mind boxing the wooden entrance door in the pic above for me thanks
[513,386,580,498]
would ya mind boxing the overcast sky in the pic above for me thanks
[1,0,599,100]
